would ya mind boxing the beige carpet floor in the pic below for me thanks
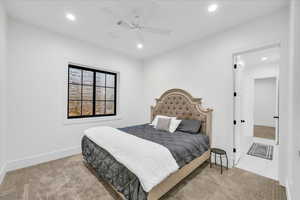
[0,154,286,200]
[254,125,276,140]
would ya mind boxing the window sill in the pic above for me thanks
[63,115,122,125]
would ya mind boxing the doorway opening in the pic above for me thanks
[233,44,280,180]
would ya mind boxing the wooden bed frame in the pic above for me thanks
[148,88,213,200]
[97,88,213,200]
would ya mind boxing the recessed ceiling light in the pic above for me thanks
[208,3,218,13]
[66,13,76,21]
[137,43,143,49]
[238,60,245,67]
[261,57,268,61]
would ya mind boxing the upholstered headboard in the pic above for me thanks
[150,89,213,146]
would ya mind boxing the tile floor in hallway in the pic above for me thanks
[237,137,278,180]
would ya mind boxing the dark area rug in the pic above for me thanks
[247,143,274,160]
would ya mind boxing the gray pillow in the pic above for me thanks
[177,119,201,134]
[156,118,171,132]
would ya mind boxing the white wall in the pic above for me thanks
[143,9,290,183]
[6,19,147,170]
[254,77,277,127]
[0,0,7,182]
[288,1,300,199]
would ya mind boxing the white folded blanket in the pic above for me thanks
[84,126,179,192]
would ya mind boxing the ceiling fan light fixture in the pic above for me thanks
[66,13,76,21]
[208,3,218,13]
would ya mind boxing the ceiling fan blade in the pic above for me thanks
[140,26,171,35]
[101,7,132,28]
[117,20,133,30]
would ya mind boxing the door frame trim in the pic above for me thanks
[232,41,281,166]
[232,41,281,56]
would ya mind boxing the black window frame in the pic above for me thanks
[67,64,117,119]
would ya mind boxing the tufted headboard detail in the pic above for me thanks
[150,88,213,146]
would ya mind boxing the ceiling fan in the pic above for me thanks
[102,7,172,41]
[116,16,171,36]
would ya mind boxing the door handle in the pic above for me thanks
[241,120,245,123]
[273,116,279,119]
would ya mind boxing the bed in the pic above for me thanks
[81,88,213,200]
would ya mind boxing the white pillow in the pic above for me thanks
[151,115,181,133]
[151,115,176,127]
[169,119,182,133]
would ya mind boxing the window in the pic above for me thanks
[68,64,117,118]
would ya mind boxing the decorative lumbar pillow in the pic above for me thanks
[177,119,202,134]
[169,119,182,133]
[151,115,176,127]
[156,117,171,131]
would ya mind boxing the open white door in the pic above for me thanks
[233,59,242,165]
[233,56,260,166]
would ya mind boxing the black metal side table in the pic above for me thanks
[210,148,228,174]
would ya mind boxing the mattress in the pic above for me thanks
[81,124,209,200]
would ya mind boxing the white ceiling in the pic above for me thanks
[4,0,288,59]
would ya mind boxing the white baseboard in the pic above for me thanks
[0,163,7,184]
[285,179,293,200]
[5,146,81,172]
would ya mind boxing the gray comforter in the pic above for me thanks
[82,124,209,200]
[119,124,209,168]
